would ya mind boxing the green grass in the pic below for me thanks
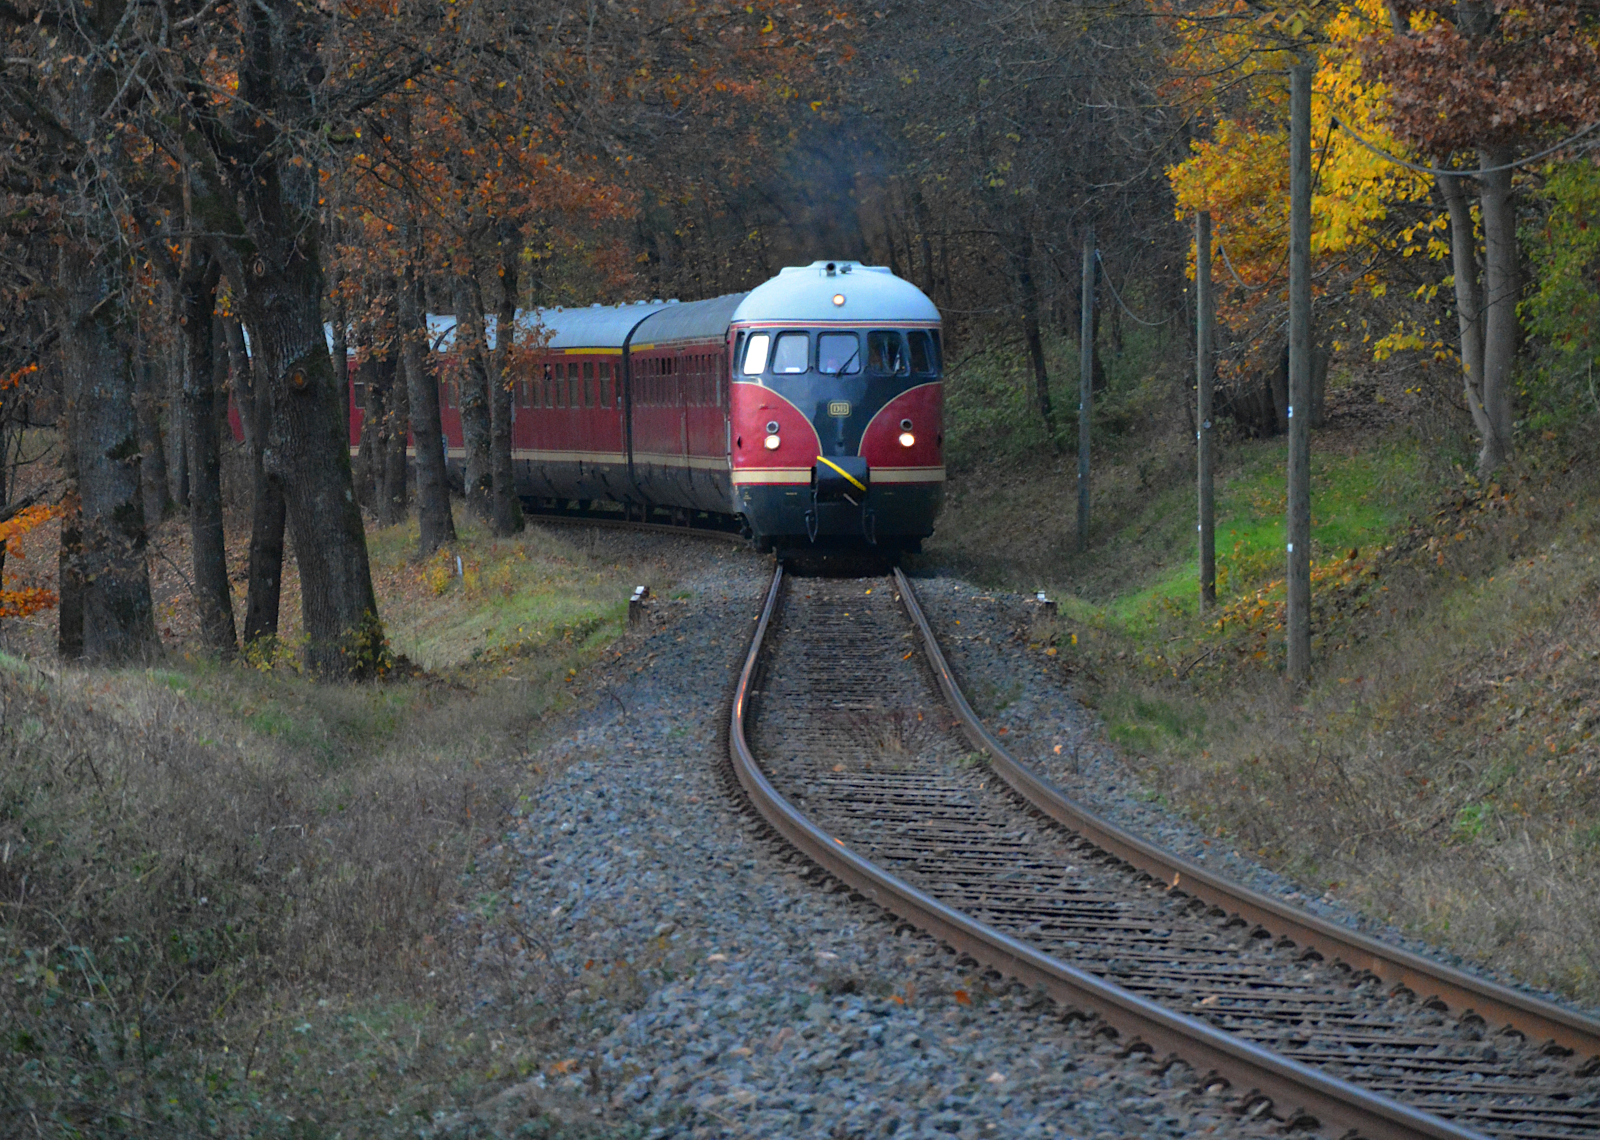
[1043,437,1425,644]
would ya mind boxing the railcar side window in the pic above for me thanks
[771,332,808,374]
[908,330,940,377]
[742,333,770,376]
[817,332,861,375]
[868,331,909,376]
[582,361,594,408]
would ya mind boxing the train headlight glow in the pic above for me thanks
[764,434,782,450]
[832,294,846,307]
[898,432,916,448]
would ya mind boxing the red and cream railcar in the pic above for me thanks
[338,261,945,551]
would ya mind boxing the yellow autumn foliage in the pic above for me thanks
[1166,0,1440,356]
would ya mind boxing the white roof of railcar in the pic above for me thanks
[631,293,748,347]
[731,261,939,325]
[425,301,676,352]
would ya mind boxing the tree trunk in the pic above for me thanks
[166,364,190,511]
[180,259,237,657]
[1475,146,1517,474]
[57,453,84,661]
[244,475,287,645]
[1090,259,1107,393]
[60,247,159,662]
[1438,171,1492,454]
[225,314,286,646]
[238,259,382,677]
[329,224,350,445]
[133,344,171,527]
[1310,341,1331,429]
[489,228,523,536]
[1269,342,1290,435]
[910,186,938,300]
[211,0,382,678]
[357,340,383,507]
[402,263,456,557]
[1008,232,1057,445]
[453,272,494,519]
[377,351,409,527]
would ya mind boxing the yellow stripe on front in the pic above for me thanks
[872,466,946,484]
[731,468,812,485]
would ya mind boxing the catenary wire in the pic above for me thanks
[1093,248,1178,326]
[1330,114,1600,178]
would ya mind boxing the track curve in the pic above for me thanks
[728,564,1600,1140]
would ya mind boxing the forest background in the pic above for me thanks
[3,0,1600,1133]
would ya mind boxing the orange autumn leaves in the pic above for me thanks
[0,362,56,619]
[0,502,58,619]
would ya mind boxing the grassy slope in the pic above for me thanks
[1,516,662,1138]
[926,335,1600,1005]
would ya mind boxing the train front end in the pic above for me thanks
[728,261,944,553]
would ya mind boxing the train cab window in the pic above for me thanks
[741,333,770,376]
[817,332,861,375]
[771,332,808,374]
[868,331,909,376]
[907,329,941,377]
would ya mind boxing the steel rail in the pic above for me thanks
[730,563,1489,1140]
[892,567,1600,1064]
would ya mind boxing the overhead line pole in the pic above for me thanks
[1078,226,1094,553]
[1286,62,1313,690]
[1196,211,1216,611]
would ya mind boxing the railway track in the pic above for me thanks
[728,564,1600,1140]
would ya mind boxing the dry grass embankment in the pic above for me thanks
[931,357,1600,1005]
[1,513,671,1138]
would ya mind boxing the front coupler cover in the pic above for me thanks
[812,456,870,505]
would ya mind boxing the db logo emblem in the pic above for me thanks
[828,400,851,418]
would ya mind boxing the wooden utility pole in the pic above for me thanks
[1286,63,1313,689]
[1196,211,1216,611]
[1077,227,1094,553]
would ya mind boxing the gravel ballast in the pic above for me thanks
[483,539,1276,1139]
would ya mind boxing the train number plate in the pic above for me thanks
[828,401,852,418]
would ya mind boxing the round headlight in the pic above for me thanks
[764,434,782,450]
[832,294,846,307]
[898,432,916,448]
[900,418,914,431]
[765,421,780,433]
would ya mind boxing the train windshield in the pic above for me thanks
[817,332,860,375]
[908,329,941,377]
[868,331,909,376]
[771,332,809,374]
[741,333,770,375]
